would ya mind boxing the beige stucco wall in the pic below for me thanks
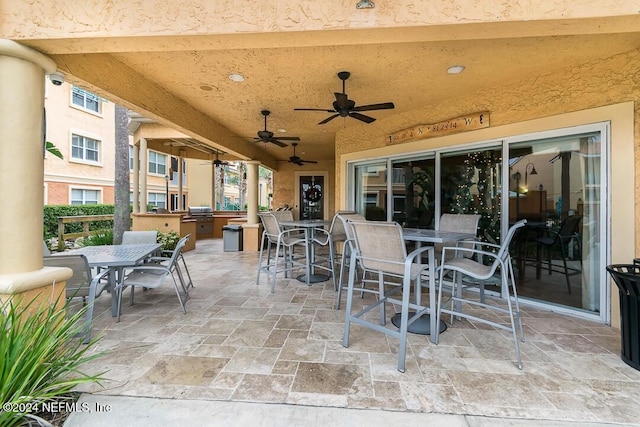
[273,160,335,220]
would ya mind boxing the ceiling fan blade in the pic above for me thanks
[318,114,339,125]
[302,160,318,164]
[270,139,288,148]
[274,136,300,141]
[294,108,335,112]
[353,102,395,112]
[349,112,376,123]
[295,160,305,166]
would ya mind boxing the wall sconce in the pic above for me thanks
[524,162,537,187]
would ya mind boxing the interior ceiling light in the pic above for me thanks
[356,0,375,8]
[228,73,245,82]
[199,85,213,91]
[447,65,465,74]
[277,128,287,133]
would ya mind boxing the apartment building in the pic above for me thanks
[44,81,271,210]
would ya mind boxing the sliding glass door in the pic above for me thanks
[509,130,604,314]
[348,123,607,320]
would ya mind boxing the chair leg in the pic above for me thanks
[179,254,194,289]
[171,276,187,313]
[377,272,386,326]
[560,241,572,294]
[342,250,358,348]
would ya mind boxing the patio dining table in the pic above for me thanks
[62,243,162,317]
[395,228,477,342]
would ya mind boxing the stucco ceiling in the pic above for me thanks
[11,12,640,167]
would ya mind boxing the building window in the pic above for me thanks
[71,188,100,205]
[129,146,134,170]
[71,134,100,163]
[148,192,167,208]
[148,151,167,175]
[71,86,102,113]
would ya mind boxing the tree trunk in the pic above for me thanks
[113,105,130,244]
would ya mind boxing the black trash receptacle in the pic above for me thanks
[606,264,640,371]
[222,224,243,252]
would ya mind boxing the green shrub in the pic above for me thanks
[0,299,105,427]
[80,230,114,246]
[157,230,180,251]
[43,205,116,240]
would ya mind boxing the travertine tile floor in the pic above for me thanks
[77,239,640,424]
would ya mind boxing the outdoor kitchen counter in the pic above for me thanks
[131,213,196,251]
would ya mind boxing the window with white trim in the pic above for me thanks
[71,86,102,113]
[148,151,167,175]
[71,134,100,163]
[70,188,100,205]
[148,192,166,208]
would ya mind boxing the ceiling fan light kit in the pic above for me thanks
[294,71,394,125]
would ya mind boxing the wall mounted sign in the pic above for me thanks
[387,111,490,145]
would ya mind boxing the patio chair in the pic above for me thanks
[43,254,111,343]
[334,212,367,309]
[115,235,189,321]
[435,219,527,369]
[256,212,308,293]
[311,211,357,291]
[122,230,158,245]
[149,233,194,292]
[435,213,481,261]
[534,214,582,293]
[343,220,435,373]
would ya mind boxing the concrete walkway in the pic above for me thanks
[64,394,635,427]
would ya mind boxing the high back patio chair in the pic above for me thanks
[535,214,582,294]
[256,212,308,293]
[343,220,435,373]
[147,233,194,292]
[43,254,111,343]
[122,230,158,245]
[334,212,367,309]
[116,235,189,321]
[435,219,527,369]
[435,213,481,261]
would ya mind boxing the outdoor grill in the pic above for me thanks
[188,207,214,238]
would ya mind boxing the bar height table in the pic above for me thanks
[279,219,332,284]
[393,228,476,339]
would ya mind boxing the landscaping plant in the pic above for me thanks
[0,298,105,427]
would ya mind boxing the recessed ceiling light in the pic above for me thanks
[228,73,245,82]
[277,128,287,133]
[447,65,465,74]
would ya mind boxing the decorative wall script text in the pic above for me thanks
[387,111,490,145]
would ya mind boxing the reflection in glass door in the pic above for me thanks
[354,162,387,220]
[509,131,603,314]
[440,148,503,243]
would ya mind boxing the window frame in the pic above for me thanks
[69,131,102,166]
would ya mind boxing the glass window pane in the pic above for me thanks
[354,162,387,220]
[391,157,435,228]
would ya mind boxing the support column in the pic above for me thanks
[132,143,140,213]
[178,149,185,211]
[0,39,71,302]
[242,161,261,251]
[245,161,260,225]
[139,138,148,211]
[0,41,55,274]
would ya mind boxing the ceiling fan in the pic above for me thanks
[253,110,300,147]
[294,71,395,125]
[288,143,318,166]
[212,150,228,167]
